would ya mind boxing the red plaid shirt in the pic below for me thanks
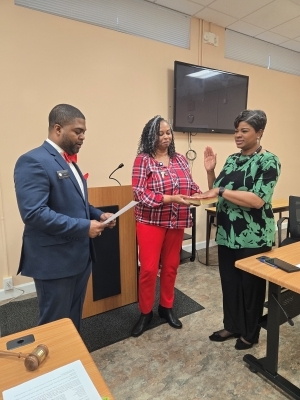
[132,153,201,228]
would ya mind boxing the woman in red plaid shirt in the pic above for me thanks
[131,115,201,337]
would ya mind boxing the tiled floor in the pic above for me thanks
[2,243,299,399]
[91,248,300,400]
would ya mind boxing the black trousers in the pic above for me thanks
[218,245,271,343]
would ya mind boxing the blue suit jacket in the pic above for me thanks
[14,141,102,280]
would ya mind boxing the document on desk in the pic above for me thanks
[103,200,139,224]
[3,360,102,400]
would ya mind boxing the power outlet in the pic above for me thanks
[3,277,13,292]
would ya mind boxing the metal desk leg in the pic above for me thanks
[190,207,196,262]
[205,212,214,265]
[243,282,300,399]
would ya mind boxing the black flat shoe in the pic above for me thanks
[131,311,153,337]
[158,305,182,329]
[235,338,257,350]
[209,331,239,342]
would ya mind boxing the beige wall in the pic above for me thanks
[1,0,299,288]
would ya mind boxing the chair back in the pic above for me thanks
[288,196,300,238]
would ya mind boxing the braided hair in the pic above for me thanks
[137,116,176,157]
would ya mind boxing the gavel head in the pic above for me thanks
[24,344,49,371]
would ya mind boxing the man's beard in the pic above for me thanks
[61,136,77,155]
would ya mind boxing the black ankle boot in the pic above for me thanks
[131,311,153,337]
[158,305,182,329]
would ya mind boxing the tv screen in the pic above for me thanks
[173,61,249,134]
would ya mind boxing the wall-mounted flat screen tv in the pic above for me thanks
[173,61,249,134]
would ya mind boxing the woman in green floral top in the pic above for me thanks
[200,110,280,350]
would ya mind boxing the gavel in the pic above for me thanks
[0,344,49,371]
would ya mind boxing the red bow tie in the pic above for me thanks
[63,152,77,163]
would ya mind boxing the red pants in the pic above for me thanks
[136,222,184,314]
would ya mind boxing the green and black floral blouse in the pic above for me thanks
[213,150,281,249]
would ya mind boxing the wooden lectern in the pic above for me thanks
[82,185,137,318]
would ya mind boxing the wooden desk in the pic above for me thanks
[235,242,300,399]
[0,318,113,399]
[204,199,289,266]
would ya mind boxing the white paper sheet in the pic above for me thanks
[3,360,102,400]
[103,200,138,224]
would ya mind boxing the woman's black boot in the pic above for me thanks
[131,311,153,337]
[158,305,182,329]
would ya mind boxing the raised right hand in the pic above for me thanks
[204,146,217,172]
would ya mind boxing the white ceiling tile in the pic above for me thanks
[209,0,274,20]
[243,0,300,30]
[256,31,288,44]
[189,0,216,6]
[194,7,236,27]
[155,0,203,15]
[227,21,265,37]
[278,39,300,51]
[143,0,300,52]
[270,15,300,38]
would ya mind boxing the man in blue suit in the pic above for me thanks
[14,104,115,332]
